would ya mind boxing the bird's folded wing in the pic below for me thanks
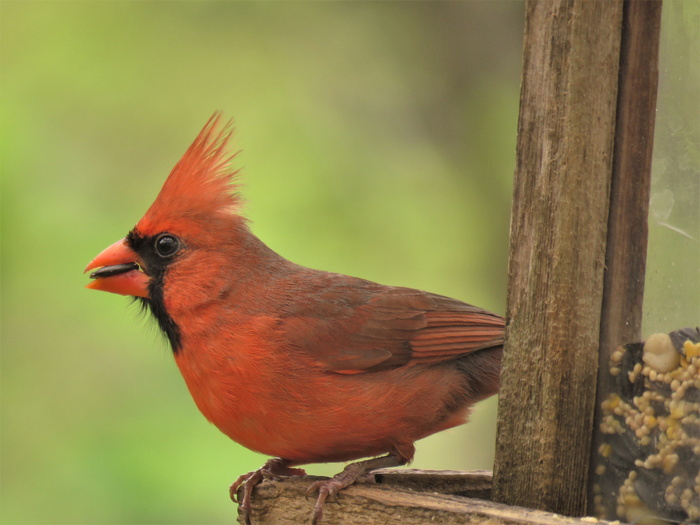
[284,285,504,375]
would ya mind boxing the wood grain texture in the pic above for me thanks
[235,471,614,525]
[493,0,624,516]
[373,468,493,499]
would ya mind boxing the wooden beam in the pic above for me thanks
[492,0,624,516]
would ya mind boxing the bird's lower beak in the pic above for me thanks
[84,238,150,298]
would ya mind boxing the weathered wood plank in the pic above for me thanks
[236,471,613,525]
[373,468,493,499]
[492,0,624,516]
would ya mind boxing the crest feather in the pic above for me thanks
[137,113,242,235]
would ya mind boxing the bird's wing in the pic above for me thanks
[282,279,504,375]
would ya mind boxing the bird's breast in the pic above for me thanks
[172,316,472,464]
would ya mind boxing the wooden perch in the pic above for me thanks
[236,470,613,524]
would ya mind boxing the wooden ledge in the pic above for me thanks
[236,470,614,524]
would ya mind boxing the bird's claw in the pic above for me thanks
[230,459,306,524]
[305,452,408,523]
[229,470,256,503]
[306,476,354,524]
[306,479,342,502]
[229,469,263,524]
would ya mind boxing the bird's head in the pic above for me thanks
[85,114,245,349]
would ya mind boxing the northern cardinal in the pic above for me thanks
[85,114,504,524]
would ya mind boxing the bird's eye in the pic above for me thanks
[154,234,181,258]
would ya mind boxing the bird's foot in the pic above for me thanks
[230,458,306,524]
[306,452,407,524]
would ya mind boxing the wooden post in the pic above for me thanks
[492,0,624,516]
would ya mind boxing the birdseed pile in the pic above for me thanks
[593,327,700,524]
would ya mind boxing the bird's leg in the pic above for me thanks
[230,457,306,524]
[307,446,413,525]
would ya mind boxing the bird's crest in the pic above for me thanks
[136,113,242,236]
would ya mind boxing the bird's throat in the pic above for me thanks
[138,292,182,353]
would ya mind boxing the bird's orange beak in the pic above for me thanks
[84,238,150,298]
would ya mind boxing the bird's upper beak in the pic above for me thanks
[84,238,150,298]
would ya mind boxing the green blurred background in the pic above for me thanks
[1,3,521,523]
[1,2,697,525]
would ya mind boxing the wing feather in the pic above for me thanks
[282,276,504,375]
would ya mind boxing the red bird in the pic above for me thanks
[85,114,504,524]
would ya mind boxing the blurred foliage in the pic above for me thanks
[1,3,521,524]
